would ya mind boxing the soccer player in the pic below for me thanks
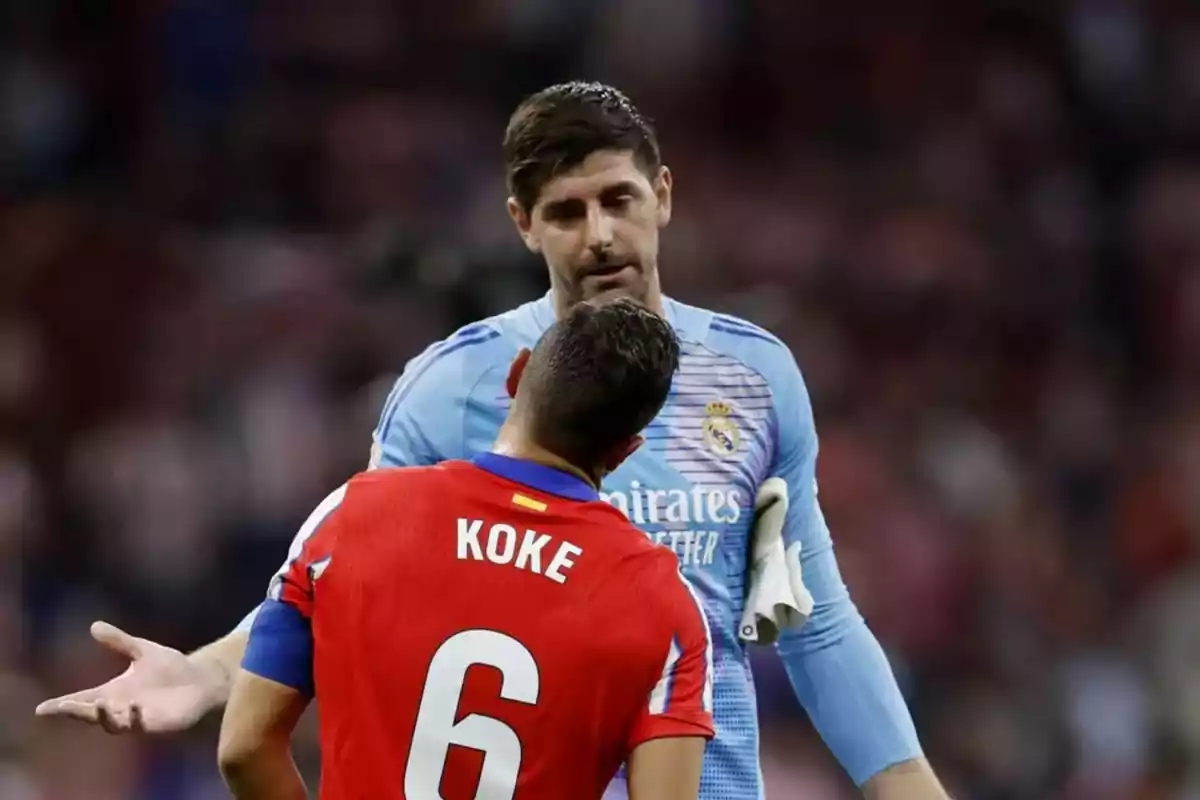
[217,299,714,800]
[39,82,948,799]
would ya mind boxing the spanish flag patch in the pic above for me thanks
[511,493,547,512]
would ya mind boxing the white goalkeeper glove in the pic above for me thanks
[738,477,814,645]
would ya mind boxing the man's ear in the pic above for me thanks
[654,166,672,228]
[507,198,540,253]
[506,348,532,398]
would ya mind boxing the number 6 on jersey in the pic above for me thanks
[404,629,540,799]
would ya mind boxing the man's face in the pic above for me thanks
[509,150,672,312]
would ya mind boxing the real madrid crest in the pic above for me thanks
[702,400,741,458]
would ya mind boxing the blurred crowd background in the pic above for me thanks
[2,0,1200,798]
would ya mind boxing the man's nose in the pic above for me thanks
[583,204,614,251]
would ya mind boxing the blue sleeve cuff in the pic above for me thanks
[242,599,314,696]
[778,620,922,785]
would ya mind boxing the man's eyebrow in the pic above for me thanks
[541,196,583,217]
[600,180,642,196]
[540,180,645,216]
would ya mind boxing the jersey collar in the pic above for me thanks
[472,452,599,503]
[531,290,693,339]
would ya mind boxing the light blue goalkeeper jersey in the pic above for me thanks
[243,292,921,798]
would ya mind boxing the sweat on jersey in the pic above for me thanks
[238,292,922,796]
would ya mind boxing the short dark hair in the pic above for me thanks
[503,81,661,212]
[522,298,679,471]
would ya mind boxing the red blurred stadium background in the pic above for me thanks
[3,1,1200,797]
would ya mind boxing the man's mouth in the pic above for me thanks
[582,260,638,280]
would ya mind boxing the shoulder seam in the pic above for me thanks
[267,482,348,600]
[709,314,784,348]
[376,328,504,441]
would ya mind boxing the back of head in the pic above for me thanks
[503,81,661,212]
[518,298,679,474]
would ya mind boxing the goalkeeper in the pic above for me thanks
[38,82,948,800]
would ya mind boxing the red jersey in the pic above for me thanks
[250,453,714,799]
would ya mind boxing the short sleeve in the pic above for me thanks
[241,483,348,694]
[266,484,348,616]
[627,562,716,750]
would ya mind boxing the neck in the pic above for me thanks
[492,424,600,490]
[553,276,664,320]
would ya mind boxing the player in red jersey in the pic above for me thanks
[217,298,714,800]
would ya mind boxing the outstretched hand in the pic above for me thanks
[35,621,221,734]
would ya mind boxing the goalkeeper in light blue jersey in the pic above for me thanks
[38,82,948,800]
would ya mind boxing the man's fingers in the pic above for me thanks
[97,702,136,734]
[34,698,101,722]
[90,621,144,661]
[37,698,139,735]
[36,691,101,716]
[96,704,120,734]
